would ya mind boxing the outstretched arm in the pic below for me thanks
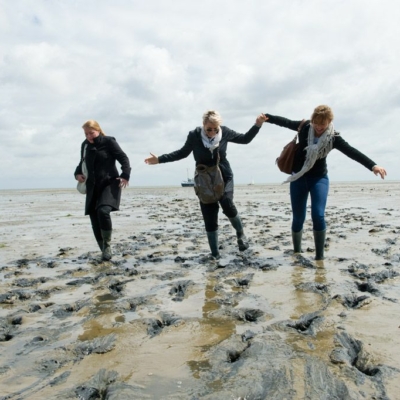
[149,133,194,164]
[264,113,303,132]
[227,113,268,144]
[334,136,387,179]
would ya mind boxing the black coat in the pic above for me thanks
[265,114,376,177]
[74,135,131,215]
[158,125,261,183]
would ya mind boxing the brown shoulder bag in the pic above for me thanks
[194,153,225,204]
[276,119,306,174]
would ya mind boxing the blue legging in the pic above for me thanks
[290,175,329,232]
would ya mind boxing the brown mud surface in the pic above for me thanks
[0,182,399,399]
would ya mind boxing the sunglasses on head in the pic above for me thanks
[206,128,219,133]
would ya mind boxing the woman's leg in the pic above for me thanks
[290,176,309,253]
[89,211,103,250]
[309,175,329,231]
[200,201,220,258]
[97,205,113,260]
[309,175,329,260]
[219,182,248,251]
[97,205,113,231]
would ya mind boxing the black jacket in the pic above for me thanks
[158,125,260,183]
[74,135,131,215]
[266,114,376,177]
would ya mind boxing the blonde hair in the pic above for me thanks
[202,110,222,125]
[311,105,334,125]
[82,120,106,136]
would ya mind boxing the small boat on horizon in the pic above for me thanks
[181,168,195,187]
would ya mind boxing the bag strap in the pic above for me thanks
[82,144,87,162]
[297,119,306,133]
[293,119,307,143]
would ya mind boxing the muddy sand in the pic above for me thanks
[0,181,399,399]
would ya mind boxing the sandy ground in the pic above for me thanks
[0,181,399,399]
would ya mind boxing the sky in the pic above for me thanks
[0,0,399,190]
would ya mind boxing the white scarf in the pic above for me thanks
[201,127,222,154]
[285,122,335,183]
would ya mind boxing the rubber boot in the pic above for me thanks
[292,230,303,253]
[313,229,326,261]
[229,215,249,251]
[101,230,112,261]
[206,231,220,259]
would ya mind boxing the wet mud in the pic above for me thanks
[0,182,399,399]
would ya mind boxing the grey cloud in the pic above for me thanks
[0,0,399,188]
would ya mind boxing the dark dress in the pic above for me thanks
[74,135,131,215]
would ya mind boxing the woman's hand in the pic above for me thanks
[255,114,269,127]
[372,165,387,179]
[76,174,86,182]
[117,177,129,188]
[145,153,159,165]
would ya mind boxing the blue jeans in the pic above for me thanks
[290,175,329,232]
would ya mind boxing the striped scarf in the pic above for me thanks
[285,122,335,183]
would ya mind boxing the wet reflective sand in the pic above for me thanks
[0,182,399,399]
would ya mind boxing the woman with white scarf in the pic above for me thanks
[265,105,387,261]
[145,110,268,259]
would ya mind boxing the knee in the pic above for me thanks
[220,198,237,218]
[312,214,325,231]
[97,206,111,219]
[291,213,306,231]
[204,220,218,232]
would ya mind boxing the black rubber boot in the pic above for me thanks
[101,230,112,261]
[229,215,249,251]
[292,230,303,253]
[313,229,326,261]
[206,231,220,259]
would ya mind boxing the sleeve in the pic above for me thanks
[74,143,84,177]
[108,138,131,181]
[333,135,376,171]
[265,114,303,132]
[158,132,194,163]
[224,124,261,144]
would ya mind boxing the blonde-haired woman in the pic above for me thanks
[145,110,268,259]
[265,105,386,260]
[74,120,131,260]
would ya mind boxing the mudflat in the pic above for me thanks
[0,181,399,399]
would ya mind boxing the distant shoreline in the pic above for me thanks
[0,180,398,193]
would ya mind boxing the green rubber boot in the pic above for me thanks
[229,215,249,251]
[206,230,220,259]
[313,229,326,261]
[101,230,112,261]
[292,230,303,253]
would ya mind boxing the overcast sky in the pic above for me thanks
[1,0,399,190]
